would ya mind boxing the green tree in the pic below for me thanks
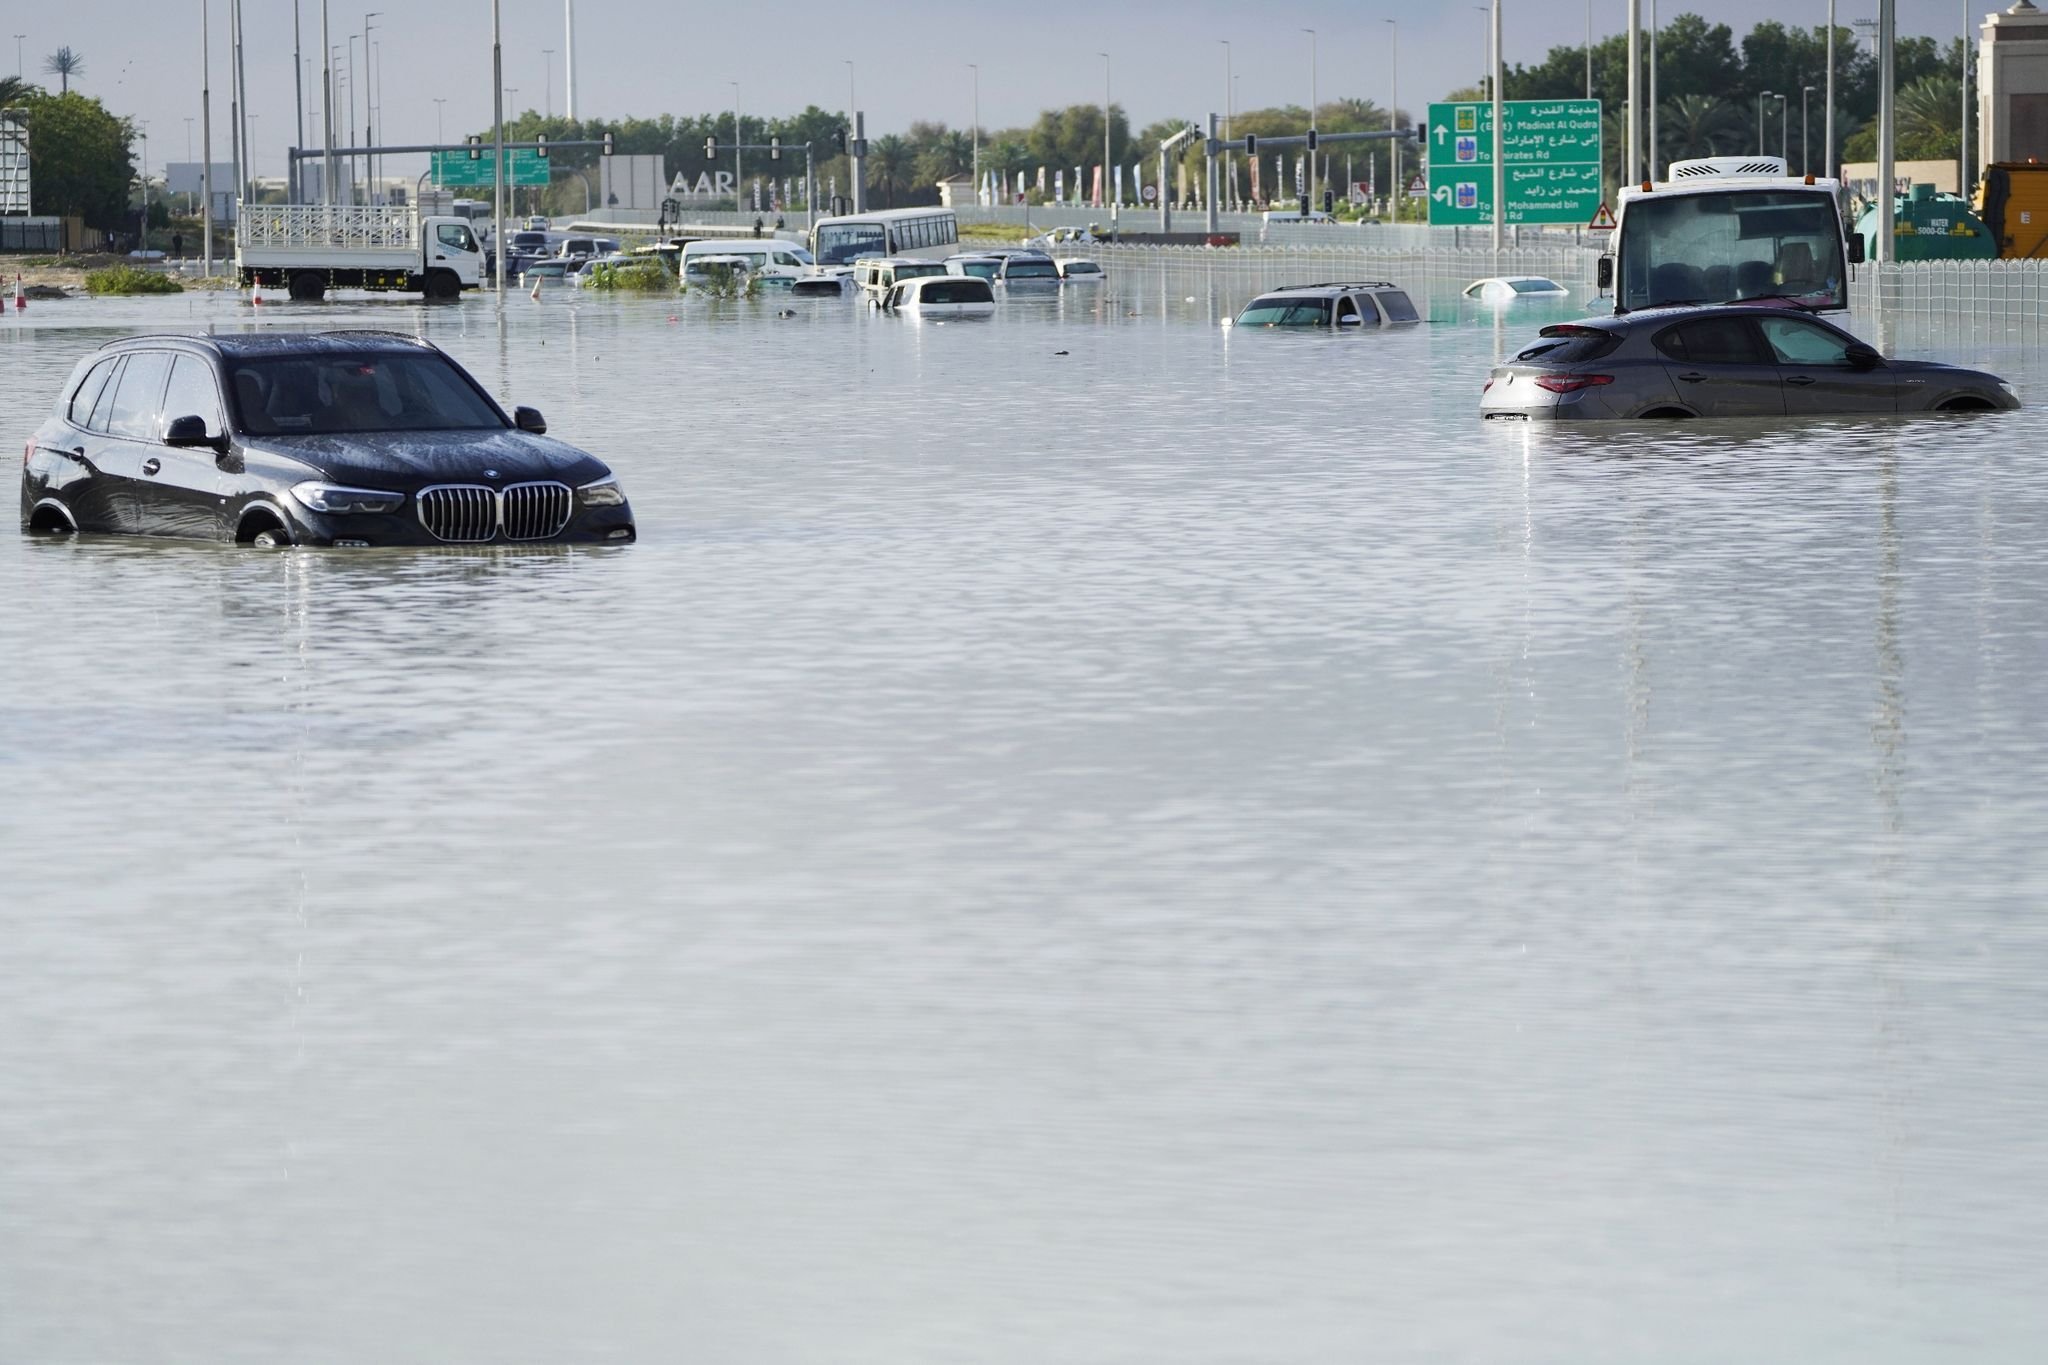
[24,90,132,228]
[1659,93,1745,163]
[0,76,39,105]
[868,133,912,207]
[1843,71,1964,162]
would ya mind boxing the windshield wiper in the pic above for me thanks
[1726,291,1823,308]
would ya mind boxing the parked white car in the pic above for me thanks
[1463,275,1571,303]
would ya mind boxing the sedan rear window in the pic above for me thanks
[1515,327,1621,363]
[227,354,506,435]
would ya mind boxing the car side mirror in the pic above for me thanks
[1846,233,1866,265]
[513,405,547,434]
[1596,256,1614,290]
[1845,343,1882,370]
[163,414,228,452]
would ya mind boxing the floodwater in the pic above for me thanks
[3,269,2047,1364]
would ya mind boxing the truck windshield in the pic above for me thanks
[227,354,506,435]
[1618,190,1846,312]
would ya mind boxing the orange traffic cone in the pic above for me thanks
[14,273,25,311]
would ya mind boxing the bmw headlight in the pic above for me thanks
[290,482,405,515]
[577,476,627,507]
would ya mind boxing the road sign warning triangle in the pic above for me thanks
[1406,174,1426,195]
[1588,201,1617,230]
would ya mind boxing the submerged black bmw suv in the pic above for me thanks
[21,331,635,547]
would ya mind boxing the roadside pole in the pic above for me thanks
[201,0,212,275]
[1205,113,1220,238]
[492,0,505,296]
[1491,0,1505,253]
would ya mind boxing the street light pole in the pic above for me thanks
[1802,85,1816,175]
[1759,90,1772,155]
[1100,51,1112,222]
[1649,0,1659,180]
[731,81,742,212]
[1387,19,1399,221]
[1492,0,1504,251]
[320,0,333,206]
[1826,0,1836,182]
[543,49,553,118]
[1961,0,1972,196]
[492,0,505,296]
[968,63,979,207]
[202,0,213,271]
[1219,40,1232,208]
[363,14,381,202]
[1777,91,1788,162]
[1303,27,1317,206]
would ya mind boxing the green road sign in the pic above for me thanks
[1425,99,1602,227]
[431,148,550,188]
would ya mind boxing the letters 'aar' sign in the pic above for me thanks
[1424,100,1601,227]
[432,148,551,188]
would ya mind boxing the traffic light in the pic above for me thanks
[1414,122,1426,143]
[534,133,549,159]
[467,134,482,161]
[834,126,848,154]
[1243,133,1257,157]
[1323,189,1334,213]
[704,137,718,160]
[1306,128,1319,152]
[601,131,615,157]
[769,136,782,162]
[1299,194,1310,216]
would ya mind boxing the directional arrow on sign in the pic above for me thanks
[1434,124,1449,145]
[1433,185,1452,204]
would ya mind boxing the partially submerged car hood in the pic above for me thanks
[242,428,609,489]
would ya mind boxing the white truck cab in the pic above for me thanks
[1600,157,1860,315]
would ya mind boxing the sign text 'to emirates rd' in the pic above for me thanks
[1425,99,1601,227]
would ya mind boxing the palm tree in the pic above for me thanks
[869,133,912,208]
[1659,93,1745,164]
[42,47,83,95]
[1896,73,1962,159]
[0,76,38,105]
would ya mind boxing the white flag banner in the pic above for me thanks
[1113,164,1123,206]
[1054,170,1064,202]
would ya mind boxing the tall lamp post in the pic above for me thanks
[1099,51,1112,221]
[1386,19,1399,221]
[1775,91,1788,162]
[1219,40,1231,210]
[1758,90,1772,155]
[1302,27,1317,207]
[1802,85,1817,175]
[968,63,979,208]
[363,13,380,199]
[543,48,554,118]
[730,82,742,212]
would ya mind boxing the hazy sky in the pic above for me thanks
[29,1,1982,177]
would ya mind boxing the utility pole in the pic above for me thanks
[364,14,380,201]
[1960,0,1972,197]
[969,64,979,208]
[1492,0,1504,251]
[564,0,577,120]
[293,2,304,202]
[321,0,333,204]
[201,0,213,272]
[1303,28,1317,206]
[1387,19,1399,221]
[1101,52,1113,222]
[730,82,742,211]
[493,0,505,294]
[1777,91,1788,162]
[1626,0,1640,183]
[1878,0,1895,262]
[1826,0,1836,183]
[1219,40,1232,210]
[228,0,241,212]
[1802,86,1816,176]
[1759,90,1771,155]
[1648,0,1659,180]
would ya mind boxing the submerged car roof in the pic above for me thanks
[1256,281,1405,298]
[100,330,439,358]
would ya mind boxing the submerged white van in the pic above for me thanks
[677,238,815,281]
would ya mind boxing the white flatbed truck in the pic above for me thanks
[236,204,486,301]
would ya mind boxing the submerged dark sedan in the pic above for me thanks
[21,331,635,547]
[1481,305,2019,420]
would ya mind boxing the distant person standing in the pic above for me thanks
[172,232,184,258]
[751,217,764,239]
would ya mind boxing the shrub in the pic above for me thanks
[585,260,672,293]
[684,262,756,300]
[83,264,184,295]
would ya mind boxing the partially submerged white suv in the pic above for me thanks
[1230,281,1421,328]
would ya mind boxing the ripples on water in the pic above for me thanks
[2,274,2046,1363]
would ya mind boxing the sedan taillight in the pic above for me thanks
[1534,373,1615,393]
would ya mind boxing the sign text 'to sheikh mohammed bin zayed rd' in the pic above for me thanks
[1425,99,1601,227]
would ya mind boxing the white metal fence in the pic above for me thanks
[1850,259,2048,349]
